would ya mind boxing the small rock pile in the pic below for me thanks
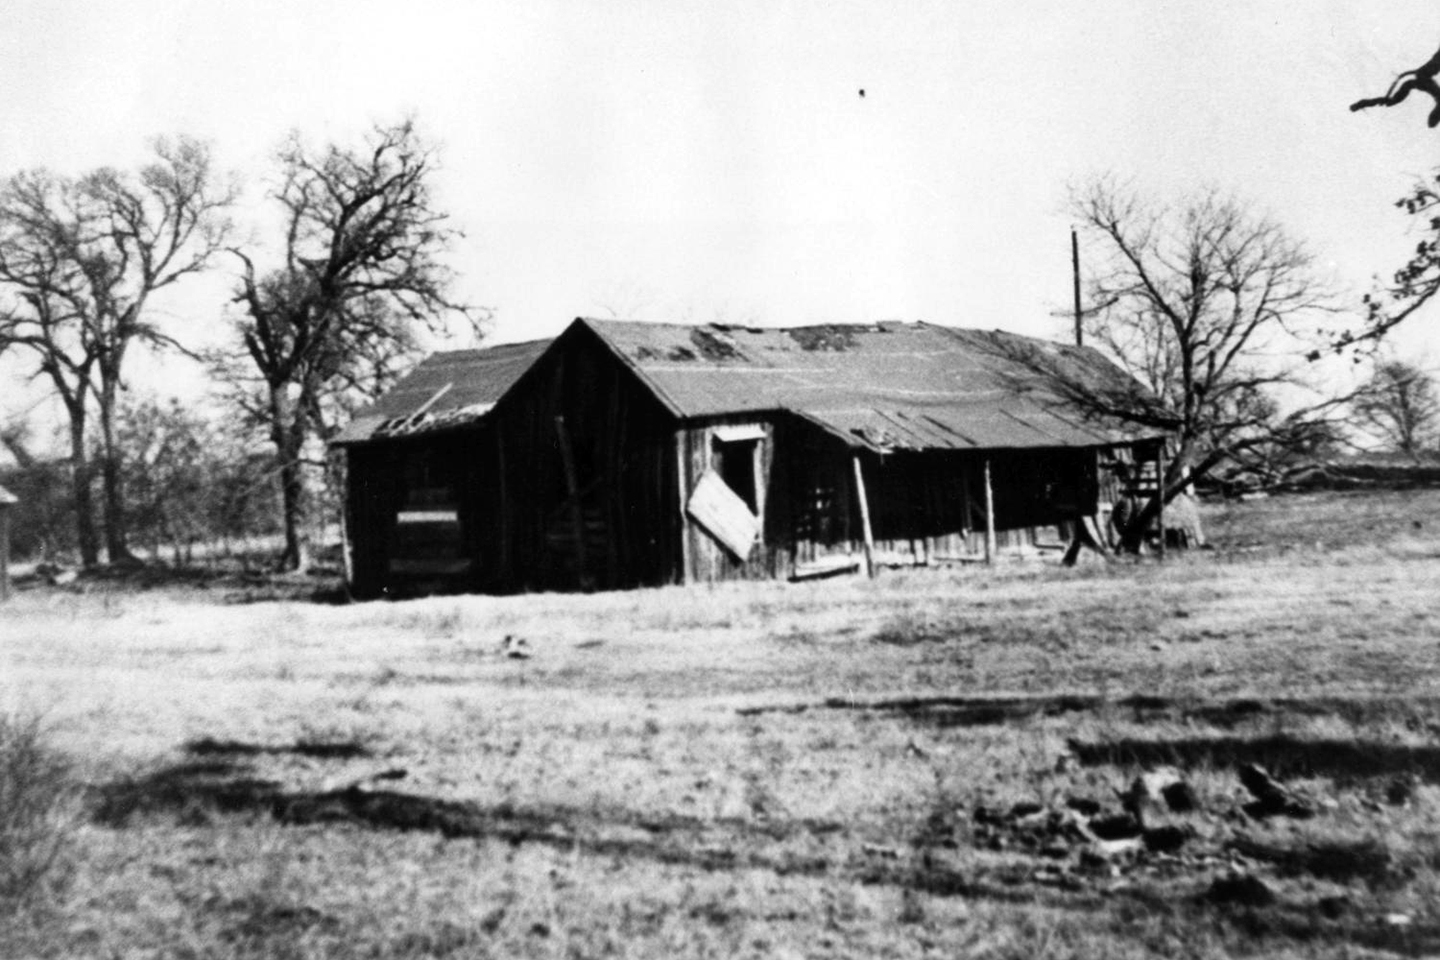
[957,763,1321,888]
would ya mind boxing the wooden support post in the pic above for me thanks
[554,416,590,589]
[1156,444,1167,562]
[852,454,876,579]
[960,460,974,547]
[983,458,997,563]
[675,431,690,584]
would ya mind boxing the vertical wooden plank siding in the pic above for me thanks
[553,416,589,588]
[852,454,876,579]
[496,428,510,581]
[476,324,687,591]
[675,430,690,584]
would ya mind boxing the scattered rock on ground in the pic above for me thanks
[1385,774,1418,807]
[1142,824,1193,854]
[1122,766,1190,821]
[1238,763,1315,820]
[1162,781,1199,813]
[1206,873,1275,907]
[1089,837,1144,860]
[1089,812,1143,841]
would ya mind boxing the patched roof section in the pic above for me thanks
[584,318,1168,451]
[331,339,551,444]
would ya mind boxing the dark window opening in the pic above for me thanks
[402,448,457,511]
[712,437,760,515]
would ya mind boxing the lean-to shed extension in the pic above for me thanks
[335,318,1171,597]
[333,339,552,594]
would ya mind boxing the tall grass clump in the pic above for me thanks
[0,712,80,915]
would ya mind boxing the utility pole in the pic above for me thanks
[1071,227,1083,347]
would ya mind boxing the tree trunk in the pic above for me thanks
[98,382,137,565]
[66,414,101,568]
[270,384,310,572]
[1118,444,1185,554]
[278,452,309,572]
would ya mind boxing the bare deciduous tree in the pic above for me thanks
[1351,358,1440,458]
[1064,178,1347,547]
[223,119,483,571]
[0,138,234,565]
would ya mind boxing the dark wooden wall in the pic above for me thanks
[345,433,479,598]
[484,325,681,592]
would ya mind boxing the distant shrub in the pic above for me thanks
[0,713,80,914]
[872,611,956,646]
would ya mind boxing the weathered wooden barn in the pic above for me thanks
[334,318,1170,597]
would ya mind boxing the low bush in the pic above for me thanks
[0,712,80,915]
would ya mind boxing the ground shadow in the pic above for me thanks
[184,737,372,760]
[88,753,1079,911]
[13,560,353,606]
[1069,734,1440,783]
[742,693,1440,733]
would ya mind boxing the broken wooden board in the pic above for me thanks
[790,555,861,581]
[686,469,760,560]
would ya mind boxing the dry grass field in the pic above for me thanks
[3,488,1440,958]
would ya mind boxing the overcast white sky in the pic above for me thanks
[4,0,1440,434]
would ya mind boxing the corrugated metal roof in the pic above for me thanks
[335,319,1169,452]
[581,319,1167,452]
[331,339,551,444]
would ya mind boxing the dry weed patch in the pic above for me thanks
[0,712,82,918]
